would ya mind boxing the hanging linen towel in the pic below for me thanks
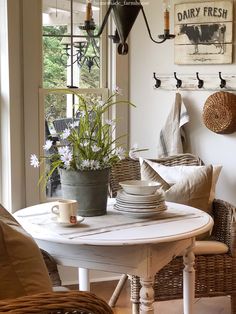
[157,92,190,157]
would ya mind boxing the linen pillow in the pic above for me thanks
[164,165,213,213]
[0,204,53,300]
[140,159,213,213]
[140,158,222,210]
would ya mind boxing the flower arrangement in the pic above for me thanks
[30,88,135,185]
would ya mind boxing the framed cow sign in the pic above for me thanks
[174,1,233,64]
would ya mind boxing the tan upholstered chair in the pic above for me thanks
[108,154,236,313]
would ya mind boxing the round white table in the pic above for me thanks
[14,199,213,314]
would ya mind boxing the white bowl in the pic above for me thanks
[119,180,161,195]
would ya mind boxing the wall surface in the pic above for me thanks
[129,0,236,206]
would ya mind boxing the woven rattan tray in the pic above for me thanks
[202,91,236,134]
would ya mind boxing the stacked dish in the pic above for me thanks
[119,180,161,195]
[115,181,167,218]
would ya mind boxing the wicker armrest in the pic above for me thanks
[40,249,62,287]
[211,199,236,256]
[0,291,113,313]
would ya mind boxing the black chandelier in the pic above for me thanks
[80,0,175,55]
[61,35,100,72]
[44,0,175,82]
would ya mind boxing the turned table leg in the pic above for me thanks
[139,277,154,314]
[183,241,195,314]
[78,268,90,291]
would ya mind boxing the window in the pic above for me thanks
[42,0,101,89]
[0,0,128,208]
[41,0,106,199]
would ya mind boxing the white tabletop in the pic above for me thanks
[14,199,213,246]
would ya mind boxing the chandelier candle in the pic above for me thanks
[163,0,170,35]
[85,0,92,22]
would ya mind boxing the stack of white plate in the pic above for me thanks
[115,189,167,218]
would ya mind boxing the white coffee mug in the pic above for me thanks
[51,199,78,224]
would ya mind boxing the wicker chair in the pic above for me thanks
[40,249,62,287]
[0,290,113,313]
[108,153,236,313]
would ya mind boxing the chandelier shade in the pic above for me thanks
[80,0,175,55]
[112,0,142,44]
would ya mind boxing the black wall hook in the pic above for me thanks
[196,72,204,88]
[153,72,161,88]
[219,72,226,88]
[174,72,182,88]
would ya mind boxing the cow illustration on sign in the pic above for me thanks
[174,1,232,64]
[178,23,226,54]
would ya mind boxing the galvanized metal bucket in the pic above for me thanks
[60,168,109,217]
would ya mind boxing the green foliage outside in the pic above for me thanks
[43,25,67,124]
[43,25,100,126]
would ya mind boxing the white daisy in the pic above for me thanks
[90,160,100,169]
[103,156,109,164]
[43,140,53,151]
[60,151,72,167]
[58,146,70,155]
[115,147,126,160]
[105,119,115,126]
[70,121,79,128]
[114,86,123,95]
[81,159,90,168]
[61,128,70,140]
[30,154,40,168]
[91,145,101,152]
[83,141,89,147]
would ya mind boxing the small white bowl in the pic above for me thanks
[119,180,161,195]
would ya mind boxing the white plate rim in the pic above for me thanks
[114,206,166,218]
[117,190,164,201]
[114,204,167,213]
[116,201,163,209]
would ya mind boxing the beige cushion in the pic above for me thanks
[177,241,229,256]
[165,165,213,214]
[140,158,221,211]
[194,241,228,255]
[0,204,53,300]
[141,160,212,213]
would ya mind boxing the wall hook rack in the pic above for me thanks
[219,72,226,88]
[196,72,204,88]
[153,72,161,88]
[153,73,236,91]
[174,72,182,88]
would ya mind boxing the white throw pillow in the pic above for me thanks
[140,158,222,210]
[164,164,213,213]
